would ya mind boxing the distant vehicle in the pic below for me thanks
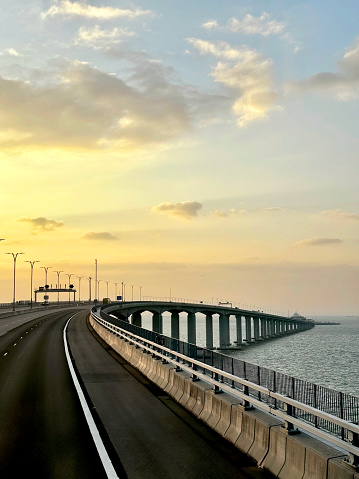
[41,301,49,306]
[102,298,111,304]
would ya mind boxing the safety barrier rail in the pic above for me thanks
[92,310,359,467]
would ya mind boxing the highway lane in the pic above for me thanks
[0,310,107,478]
[68,311,274,479]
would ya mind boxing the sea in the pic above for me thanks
[140,313,359,398]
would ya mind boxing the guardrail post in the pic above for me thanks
[213,372,222,394]
[347,429,359,470]
[282,402,300,434]
[241,384,254,410]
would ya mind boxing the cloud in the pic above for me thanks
[75,25,136,49]
[152,201,203,219]
[1,48,21,57]
[261,207,290,212]
[210,208,246,218]
[202,12,285,36]
[295,237,344,246]
[187,38,280,126]
[0,58,192,152]
[318,210,359,221]
[42,1,152,20]
[290,38,359,100]
[17,216,64,231]
[80,232,119,241]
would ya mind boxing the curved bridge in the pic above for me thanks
[99,301,314,349]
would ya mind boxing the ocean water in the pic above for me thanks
[140,313,359,397]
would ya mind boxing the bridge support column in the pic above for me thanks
[152,312,163,333]
[205,314,213,349]
[260,317,267,338]
[253,316,260,340]
[245,316,252,342]
[187,312,196,344]
[219,314,230,348]
[269,318,276,337]
[171,312,180,339]
[131,311,142,327]
[235,315,242,346]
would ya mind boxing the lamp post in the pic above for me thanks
[123,283,126,301]
[6,252,24,311]
[25,260,39,309]
[94,259,98,302]
[131,284,134,301]
[139,285,143,301]
[97,280,102,301]
[77,276,84,302]
[41,266,52,287]
[54,270,63,306]
[114,282,118,301]
[88,277,92,303]
[65,273,73,304]
[105,281,109,299]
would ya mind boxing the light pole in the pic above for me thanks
[123,283,126,301]
[25,260,40,308]
[94,259,98,302]
[54,270,63,306]
[88,277,92,303]
[41,266,52,287]
[131,284,134,301]
[105,281,109,299]
[77,276,83,302]
[139,285,143,301]
[97,280,102,301]
[65,273,73,304]
[6,252,24,311]
[114,282,118,301]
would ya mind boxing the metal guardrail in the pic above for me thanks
[92,310,359,467]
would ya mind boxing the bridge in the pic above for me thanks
[102,301,313,349]
[0,301,357,478]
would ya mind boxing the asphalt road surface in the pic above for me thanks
[0,308,274,479]
[0,309,107,478]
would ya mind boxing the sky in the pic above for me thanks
[0,0,358,315]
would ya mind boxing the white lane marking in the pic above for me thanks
[13,343,17,347]
[63,314,120,479]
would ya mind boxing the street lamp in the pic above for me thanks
[76,276,84,302]
[97,279,102,301]
[88,277,92,303]
[130,284,134,301]
[122,283,126,301]
[105,281,109,299]
[54,270,63,306]
[65,273,73,304]
[139,285,143,301]
[6,252,24,311]
[114,282,118,301]
[41,266,52,287]
[25,260,40,309]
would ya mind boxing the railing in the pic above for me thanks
[93,310,359,467]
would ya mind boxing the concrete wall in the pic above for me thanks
[90,316,359,479]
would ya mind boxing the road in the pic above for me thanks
[0,309,107,478]
[0,308,273,479]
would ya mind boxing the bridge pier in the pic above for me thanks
[153,312,163,333]
[245,316,252,342]
[206,314,213,349]
[253,316,260,340]
[131,311,142,327]
[171,311,180,339]
[187,312,196,344]
[235,315,242,346]
[219,314,230,348]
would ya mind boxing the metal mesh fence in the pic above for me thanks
[99,311,359,437]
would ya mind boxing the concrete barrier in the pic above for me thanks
[90,316,355,479]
